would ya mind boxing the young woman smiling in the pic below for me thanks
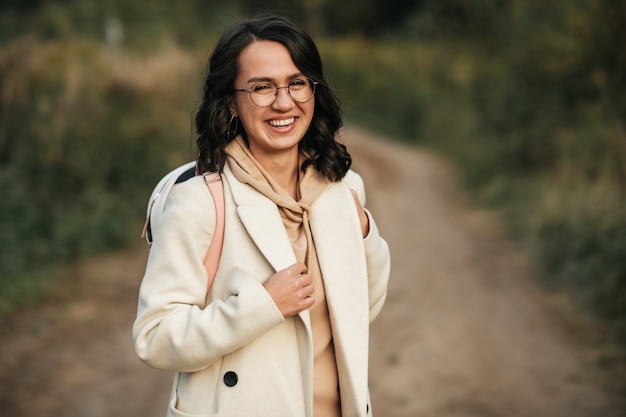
[133,14,390,417]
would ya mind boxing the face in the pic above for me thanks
[229,41,315,163]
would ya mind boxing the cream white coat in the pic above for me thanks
[132,162,390,417]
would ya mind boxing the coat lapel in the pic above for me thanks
[310,181,369,415]
[223,165,297,273]
[223,165,314,412]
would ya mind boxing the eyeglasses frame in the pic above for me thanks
[233,78,319,107]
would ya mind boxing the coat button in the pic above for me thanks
[223,371,238,387]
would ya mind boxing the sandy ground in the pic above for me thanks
[0,126,624,416]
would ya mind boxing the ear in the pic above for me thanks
[227,97,238,117]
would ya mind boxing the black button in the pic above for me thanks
[223,371,238,387]
[366,404,369,414]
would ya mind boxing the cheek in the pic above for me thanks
[239,109,260,126]
[233,99,260,125]
[304,102,315,122]
[237,111,264,137]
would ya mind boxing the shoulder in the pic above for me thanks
[343,169,364,188]
[169,175,213,200]
[149,175,217,243]
[163,176,215,220]
[341,169,366,204]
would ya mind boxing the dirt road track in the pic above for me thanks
[0,126,623,416]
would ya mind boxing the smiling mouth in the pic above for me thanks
[267,117,296,127]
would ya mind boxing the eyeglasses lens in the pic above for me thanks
[250,78,316,106]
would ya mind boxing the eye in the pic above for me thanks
[251,82,274,94]
[289,78,308,90]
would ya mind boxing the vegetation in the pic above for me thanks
[0,36,204,314]
[0,0,624,353]
[322,2,626,344]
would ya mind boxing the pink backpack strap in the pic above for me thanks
[202,172,225,292]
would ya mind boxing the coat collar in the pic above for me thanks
[223,163,298,273]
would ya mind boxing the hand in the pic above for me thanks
[350,190,370,238]
[263,262,315,318]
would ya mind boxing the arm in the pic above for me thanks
[132,179,284,372]
[362,208,390,322]
[347,171,391,322]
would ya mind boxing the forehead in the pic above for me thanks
[237,40,300,81]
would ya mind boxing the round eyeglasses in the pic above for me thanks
[233,77,319,107]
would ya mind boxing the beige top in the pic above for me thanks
[283,209,340,417]
[225,137,341,417]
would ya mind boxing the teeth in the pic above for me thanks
[268,117,295,127]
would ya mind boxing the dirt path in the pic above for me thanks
[0,126,622,416]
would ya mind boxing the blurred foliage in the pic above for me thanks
[0,0,624,350]
[319,0,626,341]
[323,0,625,346]
[0,36,203,315]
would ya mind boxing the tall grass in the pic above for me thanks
[0,38,204,317]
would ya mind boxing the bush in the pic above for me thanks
[0,38,203,317]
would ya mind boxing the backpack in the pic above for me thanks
[141,161,225,291]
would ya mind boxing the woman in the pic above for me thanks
[133,15,390,417]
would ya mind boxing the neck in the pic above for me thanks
[251,149,300,200]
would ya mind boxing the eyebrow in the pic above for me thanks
[246,73,305,84]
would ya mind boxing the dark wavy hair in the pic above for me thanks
[194,15,351,181]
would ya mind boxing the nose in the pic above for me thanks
[272,86,295,110]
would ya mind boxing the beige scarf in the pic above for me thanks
[225,136,341,417]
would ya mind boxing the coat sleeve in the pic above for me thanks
[346,171,391,322]
[132,178,284,372]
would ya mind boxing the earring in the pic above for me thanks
[228,115,239,139]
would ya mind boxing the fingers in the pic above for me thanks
[288,262,308,276]
[292,272,315,308]
[298,274,315,303]
[263,262,315,318]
